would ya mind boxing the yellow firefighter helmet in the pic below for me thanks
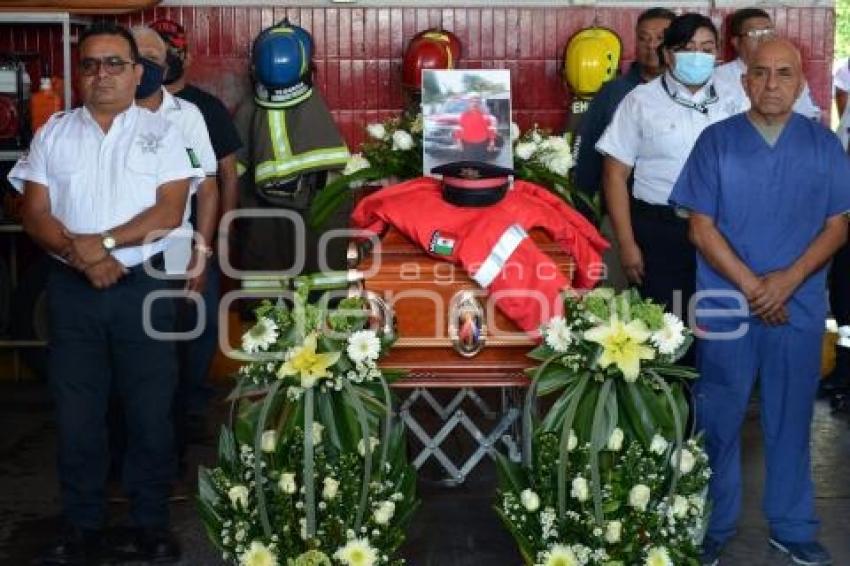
[563,27,622,99]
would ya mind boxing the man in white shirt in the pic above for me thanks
[131,26,218,278]
[833,58,850,119]
[596,14,736,350]
[8,23,203,565]
[128,24,219,495]
[713,7,822,121]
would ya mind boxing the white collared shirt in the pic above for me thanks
[595,72,735,205]
[7,103,204,267]
[713,57,822,120]
[155,87,217,274]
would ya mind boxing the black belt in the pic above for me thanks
[631,198,685,223]
[442,183,509,207]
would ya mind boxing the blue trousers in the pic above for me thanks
[176,260,220,416]
[48,258,177,529]
[696,322,821,544]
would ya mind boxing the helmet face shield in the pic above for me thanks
[564,28,622,99]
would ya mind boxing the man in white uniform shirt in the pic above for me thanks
[713,7,822,120]
[128,24,219,495]
[596,14,736,361]
[131,26,218,278]
[8,23,203,565]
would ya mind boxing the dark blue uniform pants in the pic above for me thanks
[47,257,177,530]
[696,322,821,544]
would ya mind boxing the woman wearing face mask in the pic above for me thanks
[596,13,732,338]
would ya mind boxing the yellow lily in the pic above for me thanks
[584,315,655,382]
[277,334,340,388]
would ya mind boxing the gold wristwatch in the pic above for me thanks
[101,231,116,251]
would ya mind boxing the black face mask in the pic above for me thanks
[163,51,184,86]
[135,57,165,99]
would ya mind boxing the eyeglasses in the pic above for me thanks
[79,56,134,77]
[741,28,776,41]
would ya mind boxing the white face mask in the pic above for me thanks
[671,51,716,86]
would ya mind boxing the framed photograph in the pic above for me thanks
[421,69,513,175]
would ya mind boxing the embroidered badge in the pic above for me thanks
[137,132,163,154]
[429,231,457,256]
[186,147,201,168]
[459,167,481,179]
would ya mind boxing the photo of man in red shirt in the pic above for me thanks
[454,97,497,159]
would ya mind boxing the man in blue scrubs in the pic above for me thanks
[670,39,850,566]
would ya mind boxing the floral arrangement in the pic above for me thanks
[309,115,598,229]
[199,277,418,566]
[496,288,710,565]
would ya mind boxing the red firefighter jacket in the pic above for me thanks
[351,177,609,333]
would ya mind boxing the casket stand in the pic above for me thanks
[352,226,574,485]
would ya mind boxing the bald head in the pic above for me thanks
[130,25,167,66]
[743,38,804,124]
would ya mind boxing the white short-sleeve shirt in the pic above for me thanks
[834,59,850,94]
[156,88,217,274]
[7,103,205,267]
[595,72,736,206]
[713,57,822,121]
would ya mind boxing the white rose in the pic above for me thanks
[672,448,696,474]
[531,130,543,144]
[510,121,520,141]
[342,153,371,176]
[515,141,536,161]
[540,135,570,153]
[604,520,622,544]
[568,429,578,451]
[278,472,297,495]
[629,484,651,512]
[391,129,414,151]
[672,495,689,518]
[606,428,624,451]
[373,500,396,525]
[650,434,669,455]
[357,436,380,457]
[323,477,340,500]
[520,489,541,512]
[261,430,277,453]
[228,485,249,508]
[571,476,589,502]
[312,422,325,445]
[544,152,572,176]
[366,123,387,140]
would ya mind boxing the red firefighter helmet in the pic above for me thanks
[402,29,461,91]
[411,28,461,61]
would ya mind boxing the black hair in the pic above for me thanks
[637,7,677,26]
[661,13,719,52]
[730,8,771,37]
[78,22,140,62]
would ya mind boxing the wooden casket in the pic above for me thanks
[351,226,574,388]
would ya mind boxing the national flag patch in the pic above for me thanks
[186,147,201,168]
[429,231,457,256]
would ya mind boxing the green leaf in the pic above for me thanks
[527,344,556,361]
[535,362,572,397]
[216,426,238,476]
[494,451,528,494]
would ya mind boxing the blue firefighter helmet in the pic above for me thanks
[252,26,310,90]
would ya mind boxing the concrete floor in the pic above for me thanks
[1,381,849,566]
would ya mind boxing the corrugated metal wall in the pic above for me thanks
[0,5,835,146]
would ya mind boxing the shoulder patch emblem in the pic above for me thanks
[429,231,457,256]
[186,147,201,168]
